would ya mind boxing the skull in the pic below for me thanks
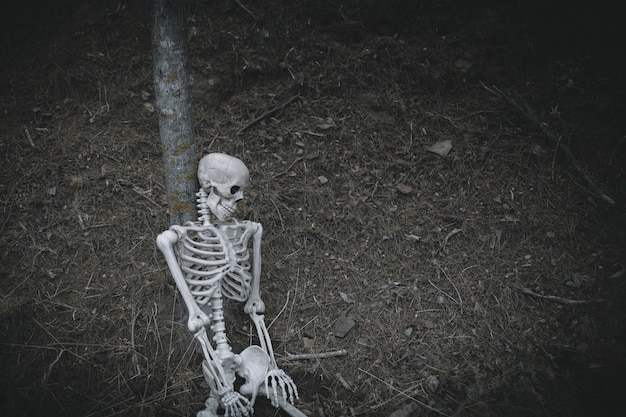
[198,153,250,222]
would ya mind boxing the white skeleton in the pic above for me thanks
[157,153,304,417]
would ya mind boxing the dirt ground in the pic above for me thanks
[1,1,625,416]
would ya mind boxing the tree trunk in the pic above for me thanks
[152,0,198,225]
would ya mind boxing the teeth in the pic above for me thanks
[219,203,235,215]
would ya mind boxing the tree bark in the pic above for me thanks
[152,0,198,225]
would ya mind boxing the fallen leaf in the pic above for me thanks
[427,139,452,157]
[424,375,440,394]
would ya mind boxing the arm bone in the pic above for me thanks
[250,312,277,367]
[244,222,265,314]
[196,328,253,417]
[156,228,211,333]
[194,328,231,392]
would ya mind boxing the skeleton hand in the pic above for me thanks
[244,297,265,315]
[264,368,298,407]
[220,390,252,417]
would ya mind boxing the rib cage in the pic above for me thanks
[177,224,252,305]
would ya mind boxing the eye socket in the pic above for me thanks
[230,186,240,195]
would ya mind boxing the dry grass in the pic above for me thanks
[1,1,625,417]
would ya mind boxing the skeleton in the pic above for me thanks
[157,153,305,417]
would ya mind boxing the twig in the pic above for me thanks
[441,228,462,250]
[273,156,304,178]
[268,197,285,231]
[520,287,606,305]
[428,279,459,304]
[286,349,348,361]
[131,183,163,209]
[335,372,352,390]
[267,290,290,330]
[432,228,462,258]
[237,94,300,135]
[233,0,255,20]
[358,368,449,416]
[42,349,65,385]
[435,263,463,305]
[130,305,141,378]
[480,81,615,205]
[24,126,35,147]
[303,130,326,137]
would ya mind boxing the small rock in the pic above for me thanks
[302,336,314,349]
[333,315,355,338]
[143,102,155,113]
[454,58,474,73]
[100,164,109,178]
[317,175,328,184]
[338,291,353,304]
[389,402,418,417]
[397,184,412,194]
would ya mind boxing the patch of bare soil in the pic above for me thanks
[1,1,625,416]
